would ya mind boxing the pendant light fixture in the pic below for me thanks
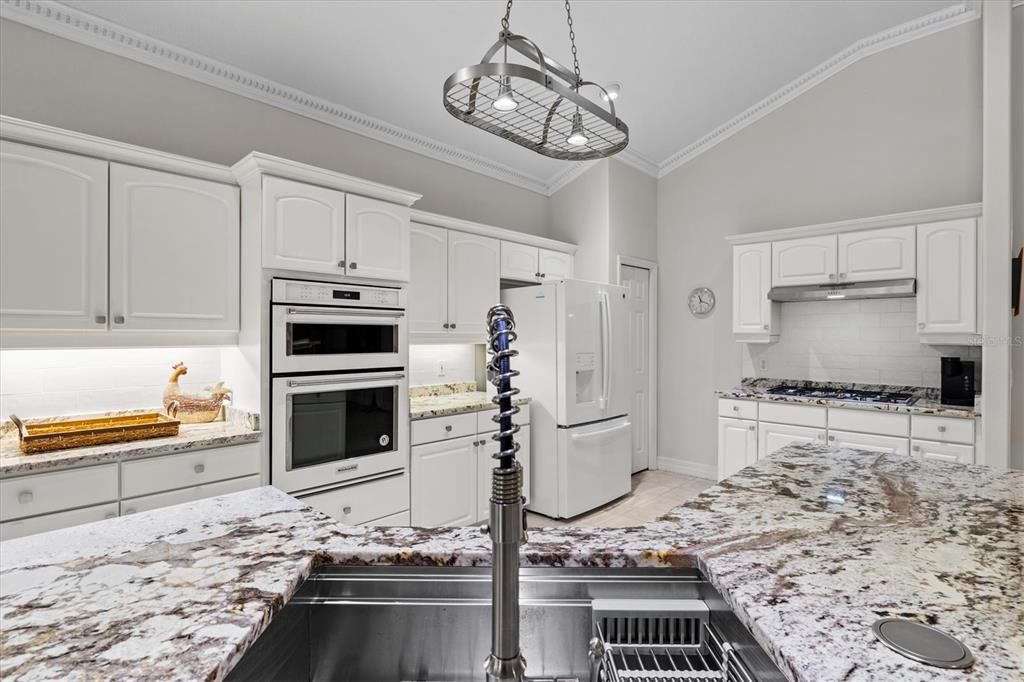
[443,0,628,161]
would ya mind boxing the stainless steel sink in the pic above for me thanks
[228,566,784,682]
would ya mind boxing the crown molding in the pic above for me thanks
[0,0,557,195]
[657,3,980,179]
[410,208,577,253]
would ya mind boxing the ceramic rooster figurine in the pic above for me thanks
[163,363,233,424]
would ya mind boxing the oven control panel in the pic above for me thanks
[272,278,405,309]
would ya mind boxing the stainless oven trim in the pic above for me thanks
[285,306,405,318]
[272,278,407,309]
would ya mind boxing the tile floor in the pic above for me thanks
[526,470,715,528]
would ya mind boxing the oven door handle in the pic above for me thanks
[286,307,405,318]
[286,373,405,388]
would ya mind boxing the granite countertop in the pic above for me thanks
[0,409,261,478]
[2,444,1020,681]
[409,382,530,421]
[718,378,981,418]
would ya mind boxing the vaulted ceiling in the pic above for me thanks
[23,0,964,191]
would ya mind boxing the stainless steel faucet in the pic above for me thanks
[483,305,528,682]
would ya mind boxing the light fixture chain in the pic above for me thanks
[501,0,513,31]
[564,0,581,89]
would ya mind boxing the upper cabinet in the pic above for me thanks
[261,175,346,276]
[771,235,837,286]
[499,241,574,283]
[732,242,777,341]
[0,141,109,331]
[917,218,976,335]
[837,225,915,282]
[109,163,240,332]
[409,223,448,334]
[345,194,411,281]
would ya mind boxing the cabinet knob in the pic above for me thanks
[839,273,847,279]
[194,463,206,474]
[342,506,352,515]
[95,314,107,324]
[732,405,740,411]
[337,260,346,268]
[125,508,136,515]
[104,512,117,519]
[818,433,826,440]
[540,273,546,278]
[829,274,836,281]
[535,272,542,278]
[918,323,925,330]
[912,445,921,452]
[17,491,33,504]
[443,322,450,329]
[449,323,456,329]
[762,324,769,331]
[748,425,755,432]
[937,425,947,433]
[444,424,453,432]
[828,435,835,442]
[349,262,358,270]
[113,315,125,324]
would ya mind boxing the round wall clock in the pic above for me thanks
[688,287,715,316]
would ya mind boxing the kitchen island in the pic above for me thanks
[1,443,1020,681]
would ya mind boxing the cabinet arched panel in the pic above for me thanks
[262,176,345,274]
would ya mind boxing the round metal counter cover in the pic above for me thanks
[871,618,975,669]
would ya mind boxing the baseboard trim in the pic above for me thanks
[656,457,716,481]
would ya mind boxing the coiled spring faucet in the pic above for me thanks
[483,304,528,682]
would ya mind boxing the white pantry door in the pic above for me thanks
[621,265,652,473]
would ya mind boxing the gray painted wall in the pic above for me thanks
[656,22,983,471]
[609,159,658,278]
[0,19,549,236]
[549,162,610,282]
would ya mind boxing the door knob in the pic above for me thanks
[349,262,358,270]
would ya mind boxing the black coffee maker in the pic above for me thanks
[940,357,975,407]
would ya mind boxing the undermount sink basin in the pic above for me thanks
[229,566,784,682]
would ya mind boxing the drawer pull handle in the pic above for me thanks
[937,425,947,433]
[194,463,206,474]
[342,506,352,515]
[444,424,453,432]
[125,508,136,515]
[349,262,358,270]
[18,491,33,504]
[105,512,117,519]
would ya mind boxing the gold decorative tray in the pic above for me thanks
[9,413,181,454]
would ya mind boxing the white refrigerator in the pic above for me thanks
[502,279,632,519]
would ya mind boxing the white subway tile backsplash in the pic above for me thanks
[409,344,479,387]
[744,298,973,388]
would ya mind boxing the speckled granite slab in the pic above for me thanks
[0,408,261,478]
[2,445,1020,681]
[409,388,530,420]
[718,377,981,418]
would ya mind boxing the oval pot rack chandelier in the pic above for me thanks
[443,0,629,161]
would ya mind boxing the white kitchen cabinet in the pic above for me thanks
[121,475,260,515]
[0,463,119,522]
[120,443,261,499]
[758,422,824,459]
[447,231,499,339]
[911,440,974,465]
[0,502,119,542]
[917,218,977,335]
[345,194,410,281]
[411,434,478,527]
[476,424,531,523]
[828,430,909,455]
[409,222,449,334]
[837,226,916,283]
[109,163,239,332]
[732,242,778,339]
[771,235,838,287]
[718,417,757,480]
[262,175,346,275]
[539,249,573,279]
[297,473,409,526]
[500,241,540,282]
[0,141,109,331]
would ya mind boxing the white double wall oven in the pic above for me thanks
[270,278,409,495]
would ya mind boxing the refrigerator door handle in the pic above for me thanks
[598,290,612,409]
[569,421,631,441]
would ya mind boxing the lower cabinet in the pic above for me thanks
[297,472,409,526]
[411,434,478,527]
[717,417,756,480]
[121,475,261,515]
[911,439,974,464]
[827,430,909,455]
[0,502,118,542]
[758,422,824,459]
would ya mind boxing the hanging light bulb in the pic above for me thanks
[601,82,621,102]
[492,76,519,112]
[566,110,588,146]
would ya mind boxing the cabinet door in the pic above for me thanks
[409,223,448,334]
[262,175,345,275]
[732,243,775,335]
[911,440,974,465]
[0,141,108,331]
[500,241,540,282]
[717,417,756,480]
[447,231,499,338]
[411,435,477,527]
[109,164,239,332]
[771,235,838,286]
[538,249,573,279]
[828,430,909,455]
[837,226,916,283]
[758,422,824,459]
[917,219,976,334]
[345,194,411,281]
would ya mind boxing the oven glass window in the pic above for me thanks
[288,322,397,356]
[289,387,396,470]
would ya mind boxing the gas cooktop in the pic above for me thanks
[766,385,915,405]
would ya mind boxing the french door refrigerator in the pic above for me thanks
[502,279,632,518]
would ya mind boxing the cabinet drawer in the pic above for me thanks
[121,475,261,515]
[1,464,119,522]
[0,502,119,542]
[718,399,757,421]
[828,430,909,455]
[298,473,409,526]
[121,443,261,499]
[828,408,909,437]
[365,510,410,527]
[911,415,975,445]
[758,402,827,428]
[477,403,531,433]
[411,412,477,445]
[911,440,974,465]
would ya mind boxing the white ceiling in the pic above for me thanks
[56,0,958,187]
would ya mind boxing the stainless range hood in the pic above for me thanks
[767,278,916,302]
